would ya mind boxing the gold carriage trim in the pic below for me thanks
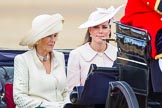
[155,0,162,15]
[155,53,162,59]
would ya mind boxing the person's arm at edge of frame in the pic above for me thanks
[13,53,63,108]
[67,49,81,93]
[13,54,42,108]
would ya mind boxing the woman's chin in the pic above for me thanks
[97,40,105,44]
[47,47,54,52]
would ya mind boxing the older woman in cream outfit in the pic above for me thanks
[67,5,124,91]
[13,14,68,108]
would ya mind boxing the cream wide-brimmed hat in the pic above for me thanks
[79,5,124,28]
[19,13,64,48]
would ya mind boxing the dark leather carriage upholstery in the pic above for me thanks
[115,21,162,108]
[115,21,150,96]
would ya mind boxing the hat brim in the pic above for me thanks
[79,5,124,28]
[79,14,114,28]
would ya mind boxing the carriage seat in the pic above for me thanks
[115,21,162,108]
[115,21,150,95]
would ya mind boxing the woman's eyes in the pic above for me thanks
[103,26,108,29]
[53,34,58,37]
[47,34,58,38]
[93,26,109,29]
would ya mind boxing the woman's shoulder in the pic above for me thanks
[69,43,96,61]
[105,43,117,61]
[108,43,117,51]
[70,43,89,54]
[53,50,64,57]
[15,50,32,59]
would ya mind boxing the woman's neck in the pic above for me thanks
[36,46,48,57]
[36,48,50,62]
[90,42,107,53]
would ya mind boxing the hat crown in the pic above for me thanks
[88,6,115,21]
[32,14,51,30]
[79,5,125,28]
[19,13,64,48]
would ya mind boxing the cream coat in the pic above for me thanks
[67,43,117,91]
[13,49,68,108]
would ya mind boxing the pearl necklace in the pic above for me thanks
[37,53,49,62]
